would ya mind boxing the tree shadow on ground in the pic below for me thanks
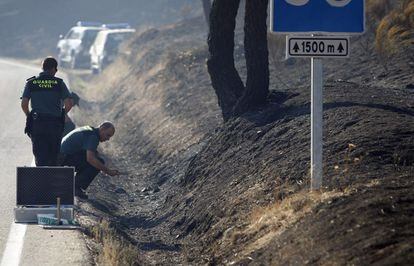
[251,100,414,128]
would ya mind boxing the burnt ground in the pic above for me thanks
[69,15,414,265]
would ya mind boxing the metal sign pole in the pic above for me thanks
[311,57,323,190]
[271,0,364,191]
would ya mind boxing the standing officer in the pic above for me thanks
[21,57,73,166]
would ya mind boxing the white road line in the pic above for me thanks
[0,159,35,265]
[0,223,27,266]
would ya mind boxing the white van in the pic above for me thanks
[57,21,103,69]
[89,28,136,73]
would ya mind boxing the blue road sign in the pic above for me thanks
[270,0,365,34]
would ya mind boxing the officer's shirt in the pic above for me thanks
[22,72,71,117]
[60,126,100,155]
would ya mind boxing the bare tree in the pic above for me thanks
[207,0,269,121]
[207,0,244,120]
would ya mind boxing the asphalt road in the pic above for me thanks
[0,59,91,266]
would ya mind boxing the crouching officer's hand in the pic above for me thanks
[105,169,121,176]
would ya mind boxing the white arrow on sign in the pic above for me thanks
[287,36,350,58]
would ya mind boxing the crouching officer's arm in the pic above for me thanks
[63,97,73,115]
[86,150,120,176]
[63,97,73,123]
[21,97,30,117]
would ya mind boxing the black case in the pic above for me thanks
[16,167,75,206]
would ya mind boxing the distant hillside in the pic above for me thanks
[0,0,202,58]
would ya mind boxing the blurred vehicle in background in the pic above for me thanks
[57,21,132,70]
[89,28,135,74]
[57,21,103,69]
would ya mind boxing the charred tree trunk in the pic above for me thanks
[201,0,211,26]
[207,0,244,121]
[233,0,269,115]
[207,0,270,121]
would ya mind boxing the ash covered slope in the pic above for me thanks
[72,11,414,266]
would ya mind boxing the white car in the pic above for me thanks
[89,28,135,74]
[57,21,103,69]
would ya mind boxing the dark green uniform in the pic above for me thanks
[22,72,71,166]
[60,126,104,196]
[61,126,100,154]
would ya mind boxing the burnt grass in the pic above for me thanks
[71,16,414,265]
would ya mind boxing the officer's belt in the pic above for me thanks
[32,112,62,122]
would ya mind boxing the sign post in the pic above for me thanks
[270,0,365,190]
[311,58,323,190]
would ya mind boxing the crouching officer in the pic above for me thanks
[21,57,73,166]
[59,121,121,199]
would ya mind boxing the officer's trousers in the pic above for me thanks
[31,119,63,166]
[59,151,104,190]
